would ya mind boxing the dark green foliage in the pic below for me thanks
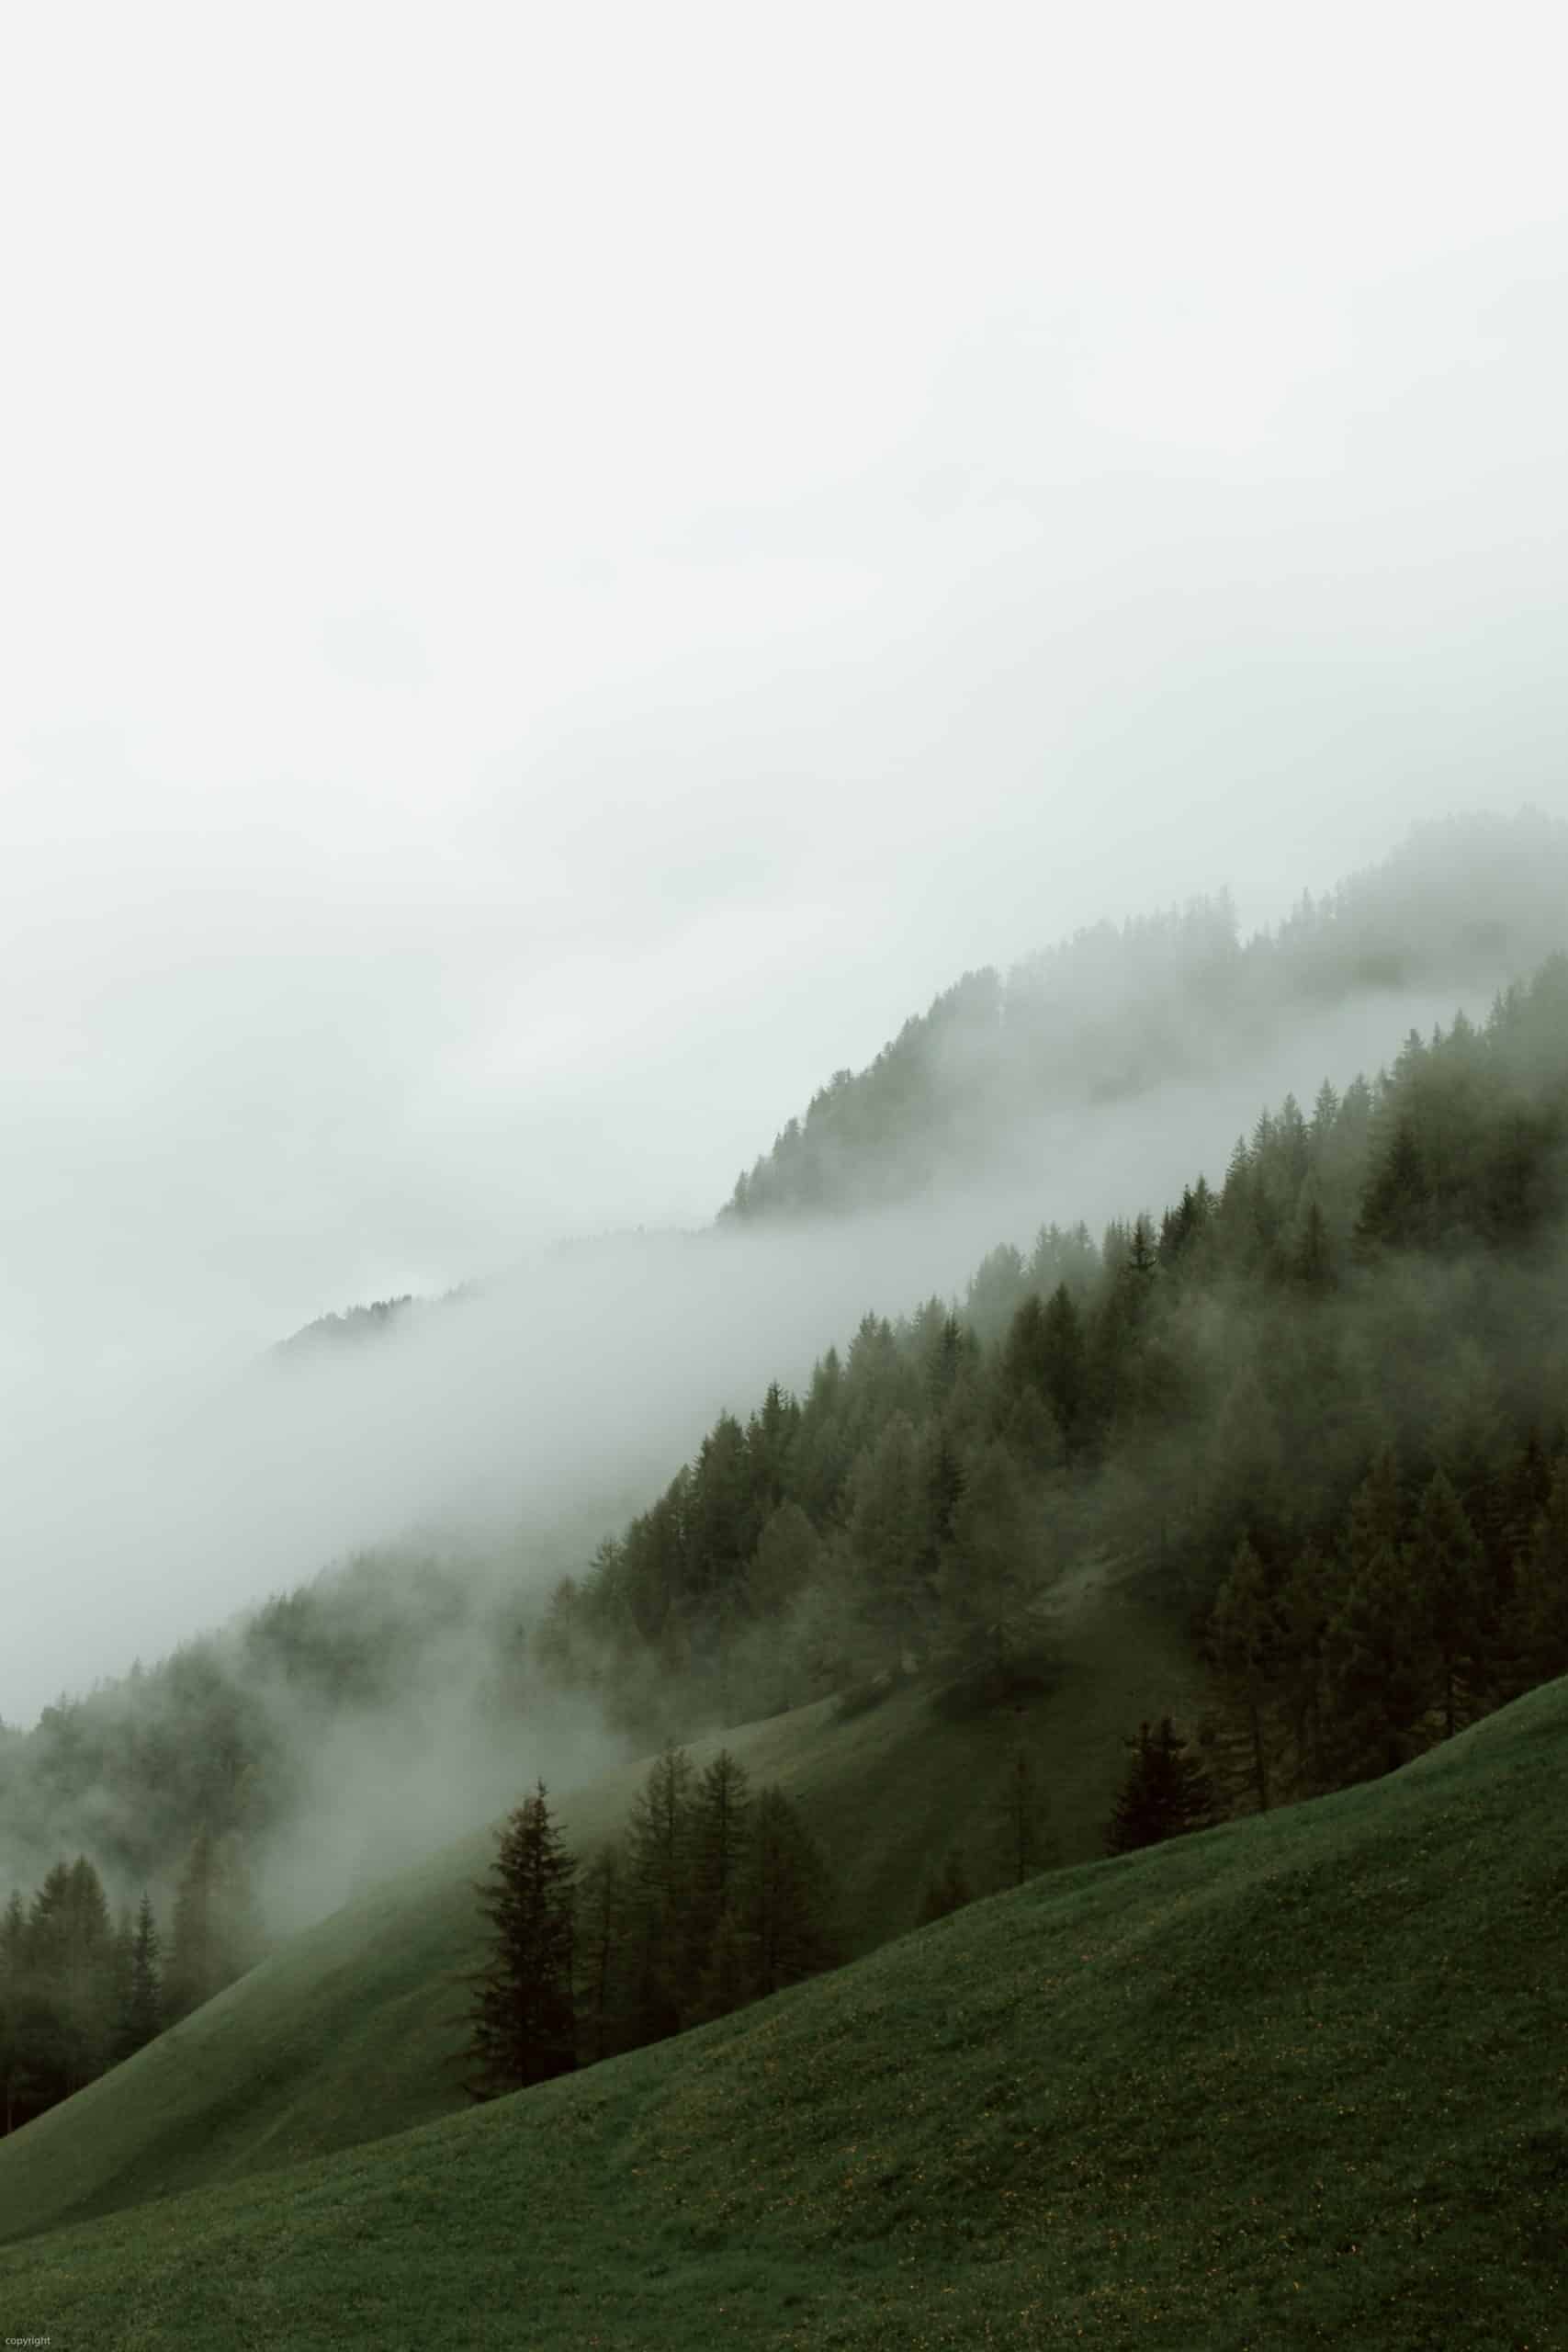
[1105,1719,1215,1854]
[11,1676,1568,2347]
[167,1827,259,2022]
[572,1840,631,2065]
[116,1893,164,2062]
[465,1784,577,2101]
[0,1855,128,2130]
[739,1786,839,1996]
[552,946,1568,1830]
[625,1742,696,2041]
[1209,1538,1280,1811]
[572,1748,836,2059]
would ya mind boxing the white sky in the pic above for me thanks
[6,3,1568,1713]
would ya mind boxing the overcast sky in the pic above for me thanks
[6,5,1568,1713]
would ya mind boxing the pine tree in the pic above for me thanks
[167,1827,259,2019]
[465,1782,577,2100]
[1409,1468,1484,1738]
[1327,1449,1432,1776]
[1105,1718,1214,1854]
[572,1840,632,2065]
[694,1905,755,2022]
[1210,1537,1280,1811]
[625,1742,695,2041]
[686,1749,751,1995]
[739,1786,837,1996]
[116,1893,164,2061]
[1509,1458,1568,1688]
[0,1891,26,2133]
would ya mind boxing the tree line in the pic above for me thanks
[722,812,1568,1222]
[548,956,1568,1791]
[0,1827,257,2133]
[5,944,1567,2112]
[465,1748,837,2100]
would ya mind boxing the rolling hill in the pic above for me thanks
[0,1549,1200,2252]
[3,1669,1563,2348]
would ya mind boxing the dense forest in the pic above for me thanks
[5,888,1568,2139]
[552,953,1568,1802]
[464,1750,838,2102]
[722,810,1568,1221]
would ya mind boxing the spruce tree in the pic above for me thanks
[0,1891,25,2133]
[625,1742,695,2041]
[573,1840,631,2066]
[466,1782,577,2100]
[739,1786,837,1996]
[167,1827,218,2019]
[1210,1537,1280,1811]
[117,1893,164,2060]
[1410,1468,1484,1738]
[685,1749,752,2004]
[1105,1719,1214,1854]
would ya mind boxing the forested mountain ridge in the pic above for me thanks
[553,951,1568,1793]
[6,876,1568,2148]
[722,808,1568,1222]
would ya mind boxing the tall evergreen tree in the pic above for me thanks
[739,1786,837,1996]
[687,1749,752,1977]
[466,1783,577,2100]
[1210,1537,1280,1811]
[626,1742,695,2040]
[116,1893,164,2061]
[1105,1719,1214,1854]
[1409,1468,1484,1739]
[0,1891,26,2134]
[573,1840,631,2065]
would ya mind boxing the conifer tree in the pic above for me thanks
[694,1905,754,2022]
[466,1782,577,2100]
[1509,1458,1568,1688]
[0,1891,26,2133]
[573,1840,631,2065]
[626,1741,695,2039]
[739,1786,837,1996]
[1279,1542,1333,1787]
[116,1893,164,2061]
[1105,1718,1214,1854]
[1410,1467,1484,1738]
[1210,1537,1280,1811]
[686,1749,751,1997]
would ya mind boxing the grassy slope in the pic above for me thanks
[0,1560,1200,2250]
[4,1678,1564,2351]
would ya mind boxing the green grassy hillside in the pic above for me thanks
[4,1675,1563,2350]
[0,1557,1200,2251]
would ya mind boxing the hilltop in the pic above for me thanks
[3,1671,1563,2348]
[722,809,1568,1222]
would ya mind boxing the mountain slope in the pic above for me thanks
[4,1674,1563,2349]
[0,1555,1201,2250]
[723,809,1568,1221]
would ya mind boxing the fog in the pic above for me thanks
[6,9,1568,1815]
[4,973,1486,1732]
